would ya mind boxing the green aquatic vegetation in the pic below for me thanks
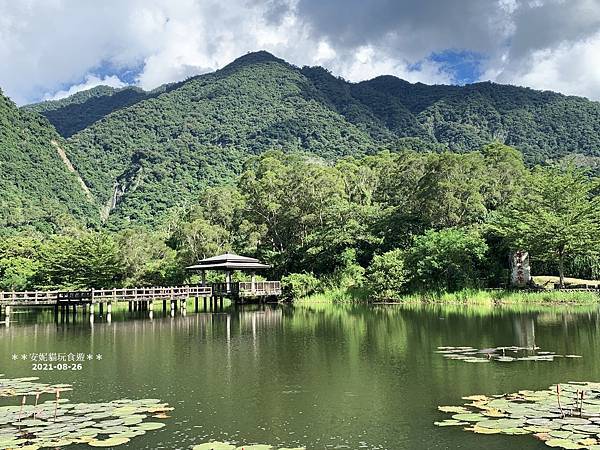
[191,442,305,450]
[436,382,600,449]
[0,376,172,449]
[436,346,582,363]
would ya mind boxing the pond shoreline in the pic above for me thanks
[296,288,600,306]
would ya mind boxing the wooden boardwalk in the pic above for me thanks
[0,282,282,323]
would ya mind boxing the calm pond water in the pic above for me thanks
[1,301,599,449]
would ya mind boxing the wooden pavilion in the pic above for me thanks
[186,253,281,301]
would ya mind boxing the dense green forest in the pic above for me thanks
[1,145,599,297]
[11,51,600,228]
[0,89,97,234]
[1,51,600,297]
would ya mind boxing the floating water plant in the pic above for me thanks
[436,346,582,363]
[0,376,172,449]
[435,382,600,449]
[0,376,73,398]
[191,442,305,449]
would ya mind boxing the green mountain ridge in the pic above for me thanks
[0,89,97,233]
[4,51,600,231]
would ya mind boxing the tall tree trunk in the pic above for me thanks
[558,249,565,288]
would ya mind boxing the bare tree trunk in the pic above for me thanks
[559,250,565,288]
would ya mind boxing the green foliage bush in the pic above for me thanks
[404,228,489,292]
[281,273,321,299]
[365,249,407,300]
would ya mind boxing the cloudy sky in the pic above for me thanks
[1,0,600,105]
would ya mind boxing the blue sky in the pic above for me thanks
[428,51,486,85]
[1,0,599,104]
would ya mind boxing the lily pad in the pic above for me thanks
[436,382,600,450]
[192,443,236,450]
[88,437,131,447]
[0,376,172,449]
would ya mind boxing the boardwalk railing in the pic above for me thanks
[238,281,281,297]
[90,285,212,303]
[0,291,60,306]
[0,285,212,306]
[0,282,281,308]
[212,281,282,298]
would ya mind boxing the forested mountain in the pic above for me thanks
[6,51,600,229]
[0,90,97,233]
[59,51,378,227]
[303,67,600,163]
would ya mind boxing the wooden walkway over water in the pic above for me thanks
[0,282,282,324]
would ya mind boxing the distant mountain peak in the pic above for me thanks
[224,50,289,70]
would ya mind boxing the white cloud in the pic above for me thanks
[495,31,600,99]
[43,74,126,101]
[325,45,453,85]
[0,0,465,104]
[0,0,599,103]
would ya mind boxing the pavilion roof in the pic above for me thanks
[185,253,271,271]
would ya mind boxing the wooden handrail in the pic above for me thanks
[0,284,213,305]
[0,282,282,306]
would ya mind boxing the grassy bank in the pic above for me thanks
[295,287,600,305]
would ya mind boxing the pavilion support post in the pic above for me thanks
[219,296,224,310]
[201,270,206,286]
[170,299,175,316]
[107,302,112,314]
[162,300,167,311]
[99,303,104,316]
[72,304,76,315]
[149,300,154,319]
[226,271,232,294]
[251,271,256,294]
[128,301,132,312]
[194,296,199,312]
[89,303,94,317]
